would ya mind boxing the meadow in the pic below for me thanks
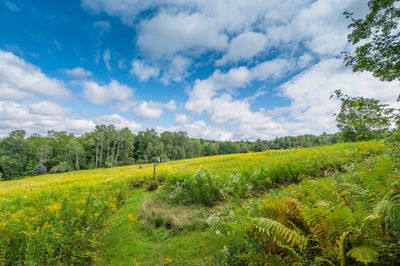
[0,141,389,265]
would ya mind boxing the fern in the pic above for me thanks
[347,245,379,264]
[336,231,350,266]
[252,218,307,249]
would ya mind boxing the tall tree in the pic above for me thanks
[332,90,394,141]
[344,0,400,81]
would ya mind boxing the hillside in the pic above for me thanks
[2,141,398,265]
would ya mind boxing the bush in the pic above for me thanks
[162,168,222,206]
[33,163,47,176]
[50,161,73,173]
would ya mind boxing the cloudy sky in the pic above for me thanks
[0,0,399,140]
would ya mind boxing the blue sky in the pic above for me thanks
[0,0,399,140]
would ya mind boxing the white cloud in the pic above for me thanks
[160,55,192,84]
[64,67,93,78]
[0,50,70,100]
[175,113,189,125]
[0,101,143,137]
[185,58,291,113]
[137,12,228,58]
[134,100,176,119]
[0,101,94,136]
[277,58,400,135]
[4,1,20,12]
[266,0,369,56]
[103,49,112,71]
[217,32,268,65]
[170,120,232,140]
[28,101,69,116]
[95,114,142,131]
[82,80,133,105]
[130,60,159,81]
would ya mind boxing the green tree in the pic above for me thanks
[0,130,31,179]
[344,0,400,81]
[332,90,394,141]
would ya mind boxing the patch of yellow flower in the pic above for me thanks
[127,213,137,223]
[47,202,61,212]
[161,257,173,265]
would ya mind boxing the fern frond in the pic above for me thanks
[347,245,379,264]
[336,231,350,266]
[252,217,307,249]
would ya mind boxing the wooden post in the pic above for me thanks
[153,156,161,179]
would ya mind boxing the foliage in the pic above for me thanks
[50,161,74,173]
[162,168,223,206]
[344,0,400,81]
[0,142,381,264]
[0,126,340,180]
[332,90,394,142]
[33,163,47,175]
[215,155,400,265]
[161,141,382,205]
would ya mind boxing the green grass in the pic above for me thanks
[95,190,226,265]
[0,141,385,264]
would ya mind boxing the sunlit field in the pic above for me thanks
[0,142,384,264]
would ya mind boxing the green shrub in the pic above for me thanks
[33,163,47,176]
[50,161,73,173]
[162,168,222,206]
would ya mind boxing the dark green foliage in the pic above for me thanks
[50,161,73,173]
[0,126,340,180]
[332,90,394,142]
[33,163,47,175]
[344,0,400,81]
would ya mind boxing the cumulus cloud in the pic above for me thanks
[82,80,134,105]
[0,101,143,137]
[175,113,189,125]
[137,12,228,58]
[277,58,400,135]
[169,120,232,140]
[135,100,176,119]
[0,101,94,136]
[0,50,70,100]
[185,58,291,113]
[266,0,369,55]
[28,101,70,116]
[130,60,159,81]
[64,67,93,78]
[217,32,268,65]
[94,114,142,131]
[160,55,192,84]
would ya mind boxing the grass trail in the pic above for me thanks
[95,190,225,265]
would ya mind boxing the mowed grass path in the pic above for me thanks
[95,190,225,266]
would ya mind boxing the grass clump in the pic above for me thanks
[162,168,223,206]
[138,195,226,231]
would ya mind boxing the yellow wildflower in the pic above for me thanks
[161,257,173,265]
[76,208,85,215]
[127,213,137,223]
[47,203,61,212]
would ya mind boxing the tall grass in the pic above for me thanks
[0,141,383,264]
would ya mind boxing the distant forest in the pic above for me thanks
[0,126,339,180]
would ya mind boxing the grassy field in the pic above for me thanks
[0,141,388,265]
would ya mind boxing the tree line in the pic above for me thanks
[0,127,339,180]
